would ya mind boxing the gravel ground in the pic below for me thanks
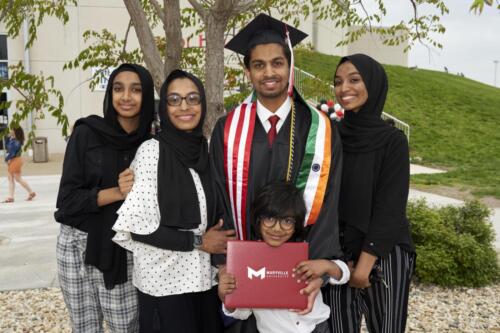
[1,283,499,332]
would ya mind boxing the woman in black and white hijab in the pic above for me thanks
[113,69,234,333]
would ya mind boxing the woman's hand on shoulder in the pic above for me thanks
[200,219,236,254]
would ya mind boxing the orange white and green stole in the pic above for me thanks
[224,92,332,240]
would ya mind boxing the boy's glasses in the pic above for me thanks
[259,216,296,231]
[166,93,201,106]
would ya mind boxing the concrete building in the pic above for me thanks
[0,1,408,154]
[344,26,408,67]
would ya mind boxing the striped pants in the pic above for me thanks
[325,246,415,333]
[56,224,139,333]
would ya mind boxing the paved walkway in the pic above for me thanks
[0,175,60,291]
[0,158,498,291]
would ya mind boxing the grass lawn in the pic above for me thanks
[295,48,500,199]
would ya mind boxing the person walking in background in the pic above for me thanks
[2,127,36,203]
[54,63,155,332]
[327,54,416,333]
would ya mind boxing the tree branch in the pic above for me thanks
[0,0,14,22]
[358,0,373,33]
[188,0,207,20]
[409,0,421,41]
[149,0,166,25]
[122,19,133,55]
[230,0,257,15]
[123,0,165,93]
[163,0,183,75]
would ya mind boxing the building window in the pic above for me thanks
[0,35,7,80]
[91,67,116,91]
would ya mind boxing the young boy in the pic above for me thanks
[218,182,349,333]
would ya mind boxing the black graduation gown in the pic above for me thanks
[210,98,344,260]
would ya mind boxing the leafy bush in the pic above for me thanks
[407,200,499,287]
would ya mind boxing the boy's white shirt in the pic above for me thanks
[222,259,350,333]
[329,259,350,285]
[223,291,329,333]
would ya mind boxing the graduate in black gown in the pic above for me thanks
[209,14,345,332]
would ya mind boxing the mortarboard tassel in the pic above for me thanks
[285,28,294,97]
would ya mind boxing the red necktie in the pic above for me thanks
[267,115,280,147]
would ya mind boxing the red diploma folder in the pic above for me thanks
[224,240,308,309]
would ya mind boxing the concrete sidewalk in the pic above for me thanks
[0,175,60,290]
[0,156,498,291]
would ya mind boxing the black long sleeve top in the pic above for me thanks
[54,125,104,232]
[340,130,414,260]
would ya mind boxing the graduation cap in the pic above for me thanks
[225,13,308,96]
[225,14,307,56]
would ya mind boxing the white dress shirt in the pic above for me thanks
[256,96,292,134]
[223,291,329,333]
[112,139,216,297]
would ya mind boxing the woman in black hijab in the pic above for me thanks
[55,64,155,332]
[113,69,233,333]
[326,54,415,333]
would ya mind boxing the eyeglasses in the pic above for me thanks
[166,93,201,106]
[259,216,296,231]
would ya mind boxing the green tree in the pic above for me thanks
[470,0,500,13]
[0,0,486,139]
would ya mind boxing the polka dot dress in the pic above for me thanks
[112,139,215,297]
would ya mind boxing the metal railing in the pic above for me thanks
[293,67,410,141]
[381,112,410,140]
[294,67,333,102]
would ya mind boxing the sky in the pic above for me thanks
[378,0,500,87]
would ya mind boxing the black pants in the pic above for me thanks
[325,246,416,333]
[138,287,223,333]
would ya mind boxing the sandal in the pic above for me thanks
[2,197,14,203]
[27,192,36,201]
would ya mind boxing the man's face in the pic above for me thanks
[245,43,290,102]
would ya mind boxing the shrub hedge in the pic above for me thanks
[407,200,499,287]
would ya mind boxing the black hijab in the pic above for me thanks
[76,64,154,289]
[337,54,396,153]
[75,64,155,150]
[336,54,399,244]
[156,69,215,229]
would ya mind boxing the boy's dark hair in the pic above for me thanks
[250,181,306,242]
[243,40,292,69]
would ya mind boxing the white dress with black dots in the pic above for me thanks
[112,139,215,297]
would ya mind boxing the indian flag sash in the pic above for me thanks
[295,103,332,226]
[224,92,332,239]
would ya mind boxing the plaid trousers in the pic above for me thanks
[56,224,138,333]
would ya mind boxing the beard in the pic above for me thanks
[255,82,289,100]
